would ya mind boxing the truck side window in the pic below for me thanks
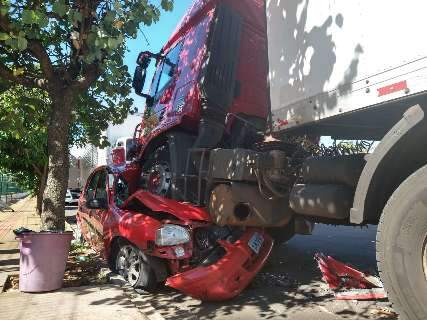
[150,42,183,99]
[157,42,183,94]
[114,176,129,207]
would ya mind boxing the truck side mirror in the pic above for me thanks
[132,65,147,96]
[132,51,159,108]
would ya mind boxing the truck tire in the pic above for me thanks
[377,164,427,320]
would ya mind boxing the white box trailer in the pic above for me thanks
[264,3,427,316]
[266,0,427,139]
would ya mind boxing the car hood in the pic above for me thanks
[124,190,211,222]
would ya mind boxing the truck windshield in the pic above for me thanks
[149,42,183,99]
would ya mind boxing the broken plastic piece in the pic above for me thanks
[315,252,383,291]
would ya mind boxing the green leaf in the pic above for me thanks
[16,37,27,51]
[0,32,9,41]
[52,2,67,17]
[0,6,9,16]
[104,11,115,24]
[161,0,174,11]
[22,10,35,24]
[35,11,48,28]
[73,11,83,23]
[13,68,25,76]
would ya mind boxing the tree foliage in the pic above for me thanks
[0,84,48,212]
[0,0,174,229]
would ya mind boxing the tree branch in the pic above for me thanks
[71,63,102,90]
[0,63,47,89]
[27,40,55,80]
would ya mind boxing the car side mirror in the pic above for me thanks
[87,198,108,210]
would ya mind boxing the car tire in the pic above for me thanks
[377,164,427,320]
[115,242,158,292]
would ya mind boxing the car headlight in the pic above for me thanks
[155,224,191,246]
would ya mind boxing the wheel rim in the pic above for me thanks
[147,162,171,196]
[116,245,141,287]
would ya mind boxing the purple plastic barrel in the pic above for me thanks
[17,232,74,292]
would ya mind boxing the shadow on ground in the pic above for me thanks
[126,225,393,319]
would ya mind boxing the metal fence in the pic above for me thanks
[0,174,23,196]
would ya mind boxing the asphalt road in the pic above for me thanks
[65,207,396,319]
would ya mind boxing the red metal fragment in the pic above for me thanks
[314,253,383,290]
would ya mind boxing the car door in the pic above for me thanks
[77,170,100,246]
[89,168,110,254]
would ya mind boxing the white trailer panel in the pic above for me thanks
[266,0,427,132]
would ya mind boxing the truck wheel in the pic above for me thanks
[143,144,172,197]
[377,164,427,320]
[115,243,158,291]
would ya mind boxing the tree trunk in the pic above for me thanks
[41,91,73,231]
[36,164,48,216]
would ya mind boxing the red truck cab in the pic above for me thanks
[133,0,269,159]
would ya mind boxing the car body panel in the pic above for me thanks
[77,152,271,301]
[122,190,212,222]
[166,228,273,301]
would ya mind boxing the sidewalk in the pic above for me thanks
[0,197,40,291]
[0,197,148,320]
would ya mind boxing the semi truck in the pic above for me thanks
[123,0,427,317]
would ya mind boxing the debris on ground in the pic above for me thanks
[315,252,387,301]
[4,241,108,291]
[251,271,296,289]
[335,288,387,300]
[370,307,399,319]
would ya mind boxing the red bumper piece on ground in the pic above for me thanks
[166,229,273,301]
[315,252,387,300]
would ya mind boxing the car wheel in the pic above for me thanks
[115,243,157,291]
[377,164,427,320]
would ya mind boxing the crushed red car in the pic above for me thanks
[77,164,273,301]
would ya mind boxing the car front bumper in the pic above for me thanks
[165,228,273,301]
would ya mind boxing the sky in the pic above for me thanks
[125,0,194,113]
